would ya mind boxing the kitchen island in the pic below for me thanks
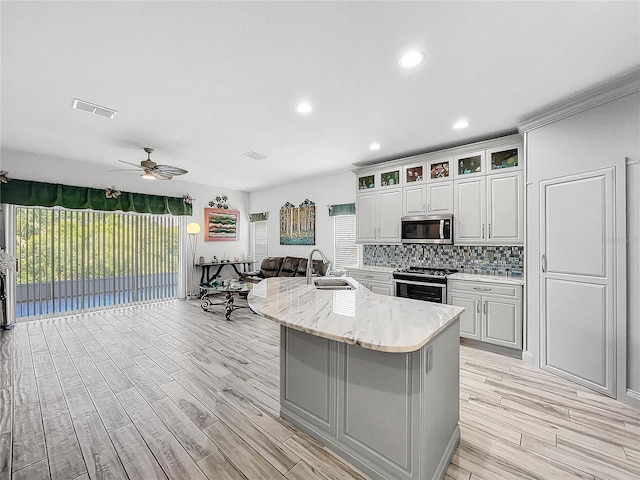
[248,277,465,480]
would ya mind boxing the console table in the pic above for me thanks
[197,260,255,285]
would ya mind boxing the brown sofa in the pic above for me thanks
[241,256,331,284]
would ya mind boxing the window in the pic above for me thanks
[252,220,268,265]
[333,214,358,271]
[15,206,180,319]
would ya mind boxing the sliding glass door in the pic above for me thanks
[15,206,180,319]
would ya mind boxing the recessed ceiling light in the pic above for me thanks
[369,143,381,151]
[399,50,424,68]
[295,102,313,114]
[453,120,470,129]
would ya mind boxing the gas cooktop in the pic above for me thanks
[393,266,459,278]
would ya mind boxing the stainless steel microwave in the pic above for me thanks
[401,214,453,244]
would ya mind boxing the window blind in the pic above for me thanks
[333,214,358,271]
[15,205,179,319]
[252,220,268,265]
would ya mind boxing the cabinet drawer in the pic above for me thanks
[448,281,521,300]
[346,269,392,283]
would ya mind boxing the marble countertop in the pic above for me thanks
[247,277,464,353]
[447,272,525,286]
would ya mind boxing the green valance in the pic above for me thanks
[328,203,356,216]
[0,179,192,216]
[249,212,269,222]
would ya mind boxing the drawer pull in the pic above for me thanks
[472,287,491,292]
[364,275,373,279]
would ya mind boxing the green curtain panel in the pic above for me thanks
[0,179,192,216]
[328,203,356,216]
[249,212,269,222]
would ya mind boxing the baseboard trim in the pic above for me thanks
[521,350,535,366]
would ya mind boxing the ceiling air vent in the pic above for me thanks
[243,151,269,160]
[72,98,117,119]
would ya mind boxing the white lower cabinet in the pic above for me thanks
[346,269,393,296]
[447,280,522,350]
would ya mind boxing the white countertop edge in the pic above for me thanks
[447,272,524,285]
[249,308,461,353]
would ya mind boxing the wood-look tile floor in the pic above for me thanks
[0,299,638,480]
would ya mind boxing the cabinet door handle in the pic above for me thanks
[476,300,480,313]
[472,287,491,292]
[489,223,492,238]
[482,224,485,239]
[541,254,547,273]
[427,203,431,212]
[483,302,488,314]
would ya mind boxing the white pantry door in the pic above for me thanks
[540,167,616,397]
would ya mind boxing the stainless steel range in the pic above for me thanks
[392,266,458,303]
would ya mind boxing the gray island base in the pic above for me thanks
[248,277,464,480]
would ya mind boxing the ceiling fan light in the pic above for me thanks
[141,172,156,180]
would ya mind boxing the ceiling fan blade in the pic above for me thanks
[110,168,143,172]
[150,170,172,180]
[154,164,188,176]
[118,160,144,169]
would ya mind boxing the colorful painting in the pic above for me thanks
[204,208,239,242]
[280,199,315,245]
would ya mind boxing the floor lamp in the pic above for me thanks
[187,222,201,299]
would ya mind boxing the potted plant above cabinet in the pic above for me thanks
[403,157,454,216]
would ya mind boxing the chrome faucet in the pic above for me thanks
[306,248,331,284]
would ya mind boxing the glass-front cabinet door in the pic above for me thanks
[426,157,453,182]
[357,173,376,191]
[403,163,425,185]
[453,151,485,179]
[380,168,400,188]
[486,144,522,174]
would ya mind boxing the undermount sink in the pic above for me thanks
[313,277,356,290]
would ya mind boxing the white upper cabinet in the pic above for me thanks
[356,188,402,243]
[356,192,377,242]
[454,177,486,243]
[377,189,403,243]
[354,134,524,245]
[426,182,453,214]
[487,172,524,244]
[403,184,427,216]
[455,171,523,245]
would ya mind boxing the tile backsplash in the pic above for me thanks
[363,244,524,274]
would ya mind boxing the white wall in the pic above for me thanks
[248,169,356,265]
[525,92,640,404]
[1,148,251,281]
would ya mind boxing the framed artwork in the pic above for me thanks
[204,208,239,241]
[280,199,315,245]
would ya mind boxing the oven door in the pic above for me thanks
[393,279,446,303]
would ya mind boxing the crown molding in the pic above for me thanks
[518,67,640,133]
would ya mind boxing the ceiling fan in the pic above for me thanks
[115,147,188,180]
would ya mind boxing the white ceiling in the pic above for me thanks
[1,1,639,192]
